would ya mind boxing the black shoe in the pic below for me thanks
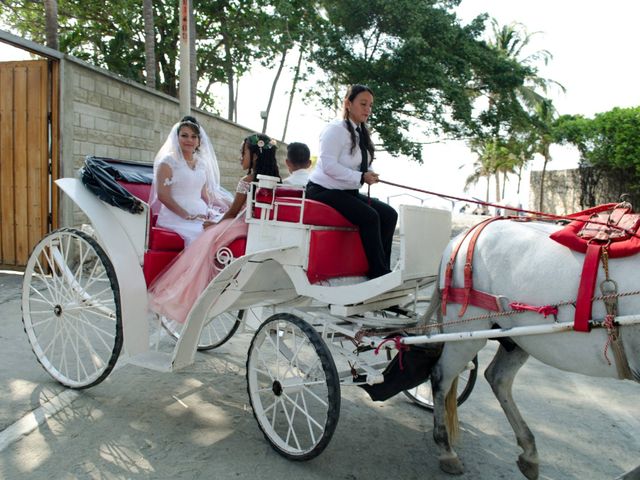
[367,269,391,280]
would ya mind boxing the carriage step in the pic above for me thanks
[126,351,173,372]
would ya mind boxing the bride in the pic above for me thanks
[149,115,233,246]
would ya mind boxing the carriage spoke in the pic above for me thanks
[278,396,302,450]
[282,391,325,431]
[161,310,241,351]
[33,254,60,304]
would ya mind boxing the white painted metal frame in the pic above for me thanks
[55,178,150,358]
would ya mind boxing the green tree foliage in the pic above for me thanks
[469,19,563,205]
[1,0,529,157]
[0,0,178,93]
[309,0,529,161]
[555,107,640,206]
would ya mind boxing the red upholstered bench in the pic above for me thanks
[117,180,246,286]
[254,186,368,282]
[119,180,367,285]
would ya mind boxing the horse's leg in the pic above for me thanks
[485,343,539,480]
[432,340,485,475]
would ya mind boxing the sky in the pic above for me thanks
[2,1,639,209]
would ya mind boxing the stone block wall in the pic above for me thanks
[529,168,635,215]
[529,169,581,215]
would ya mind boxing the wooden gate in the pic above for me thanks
[0,59,55,269]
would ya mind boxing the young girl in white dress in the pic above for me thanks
[148,133,280,324]
[149,116,233,246]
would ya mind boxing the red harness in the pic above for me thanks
[441,217,506,316]
[550,203,640,331]
[441,204,640,333]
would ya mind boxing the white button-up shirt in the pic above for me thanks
[309,119,371,190]
[282,168,310,187]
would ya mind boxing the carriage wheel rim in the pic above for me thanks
[246,313,340,459]
[160,310,243,350]
[402,355,478,409]
[21,228,122,389]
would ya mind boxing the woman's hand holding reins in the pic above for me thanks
[362,171,380,185]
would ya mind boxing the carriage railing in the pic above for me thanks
[246,175,358,232]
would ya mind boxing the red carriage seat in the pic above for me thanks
[254,186,369,283]
[118,179,367,285]
[117,180,246,286]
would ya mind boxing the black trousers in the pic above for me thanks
[306,182,398,278]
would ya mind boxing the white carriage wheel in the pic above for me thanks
[160,310,243,351]
[246,313,340,461]
[402,355,478,410]
[22,228,123,389]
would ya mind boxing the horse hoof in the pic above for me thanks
[517,456,539,480]
[440,457,464,475]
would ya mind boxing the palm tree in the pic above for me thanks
[466,139,501,202]
[487,19,565,203]
[44,0,58,50]
[143,0,156,88]
[532,98,558,210]
[489,19,564,111]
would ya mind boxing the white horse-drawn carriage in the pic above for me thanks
[21,157,639,478]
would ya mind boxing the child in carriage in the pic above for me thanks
[283,142,312,187]
[148,133,281,324]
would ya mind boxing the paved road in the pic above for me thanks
[1,270,639,480]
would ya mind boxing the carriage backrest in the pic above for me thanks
[248,180,368,282]
[399,205,452,281]
[253,184,357,228]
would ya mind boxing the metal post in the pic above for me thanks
[179,0,191,117]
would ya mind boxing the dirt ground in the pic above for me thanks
[1,269,639,480]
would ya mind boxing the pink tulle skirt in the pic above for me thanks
[148,216,249,323]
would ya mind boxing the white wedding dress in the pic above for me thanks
[155,154,226,246]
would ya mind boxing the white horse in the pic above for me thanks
[429,218,640,479]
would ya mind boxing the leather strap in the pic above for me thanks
[459,217,503,316]
[442,223,477,315]
[442,217,505,316]
[441,287,501,312]
[574,242,601,332]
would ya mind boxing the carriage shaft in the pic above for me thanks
[396,314,640,347]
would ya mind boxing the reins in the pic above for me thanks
[379,179,640,239]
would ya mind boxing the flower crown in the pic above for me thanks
[249,134,277,152]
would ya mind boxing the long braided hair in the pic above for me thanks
[342,84,375,162]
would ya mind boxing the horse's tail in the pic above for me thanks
[445,376,460,444]
[419,284,442,330]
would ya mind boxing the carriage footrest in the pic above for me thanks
[126,351,173,372]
